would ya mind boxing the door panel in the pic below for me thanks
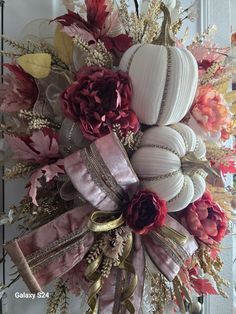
[0,1,233,314]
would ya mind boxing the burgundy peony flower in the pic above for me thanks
[0,63,38,112]
[61,66,139,140]
[124,190,167,235]
[181,191,228,244]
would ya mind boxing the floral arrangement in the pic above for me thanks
[0,1,236,314]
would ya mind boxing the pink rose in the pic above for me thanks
[61,66,139,140]
[181,191,228,245]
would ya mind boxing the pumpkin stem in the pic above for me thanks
[181,152,221,178]
[153,3,175,47]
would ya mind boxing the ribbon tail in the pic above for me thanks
[127,234,145,314]
[143,232,180,282]
[5,205,94,292]
[98,268,124,314]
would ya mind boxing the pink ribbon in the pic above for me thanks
[5,205,94,293]
[5,209,197,312]
[61,132,139,211]
[143,215,198,281]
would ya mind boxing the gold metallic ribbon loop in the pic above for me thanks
[85,255,102,281]
[87,277,102,314]
[87,211,125,232]
[86,254,103,314]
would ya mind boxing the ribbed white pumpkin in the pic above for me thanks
[131,123,207,212]
[119,44,198,125]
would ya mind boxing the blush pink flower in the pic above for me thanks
[191,85,232,139]
[61,66,140,140]
[187,41,228,77]
[181,191,228,245]
[0,64,38,113]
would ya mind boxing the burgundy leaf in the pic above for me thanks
[53,10,92,32]
[192,278,218,295]
[85,0,108,30]
[4,63,36,84]
[101,34,133,53]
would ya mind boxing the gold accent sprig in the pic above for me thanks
[19,109,61,130]
[198,249,230,298]
[0,50,20,58]
[113,124,143,151]
[119,0,130,33]
[10,195,66,230]
[146,268,172,313]
[119,0,160,44]
[73,37,113,68]
[201,62,221,85]
[1,36,69,70]
[47,280,69,314]
[4,163,37,180]
[86,226,130,279]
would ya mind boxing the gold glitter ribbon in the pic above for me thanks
[86,211,126,314]
[86,213,137,314]
[87,211,125,232]
[159,225,187,245]
[87,276,102,314]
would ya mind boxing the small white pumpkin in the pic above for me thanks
[119,4,198,126]
[131,123,208,212]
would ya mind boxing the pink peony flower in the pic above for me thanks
[191,85,232,140]
[181,191,228,245]
[0,64,38,112]
[61,66,140,140]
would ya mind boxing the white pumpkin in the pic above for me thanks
[119,43,198,125]
[131,123,208,212]
[119,2,198,126]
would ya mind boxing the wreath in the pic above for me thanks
[0,1,235,313]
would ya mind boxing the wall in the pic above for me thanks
[0,1,234,313]
[202,1,234,314]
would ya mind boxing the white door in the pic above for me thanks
[0,1,234,313]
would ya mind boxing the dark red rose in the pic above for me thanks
[125,190,167,235]
[181,191,228,244]
[61,66,139,140]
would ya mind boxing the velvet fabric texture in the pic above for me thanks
[63,132,139,211]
